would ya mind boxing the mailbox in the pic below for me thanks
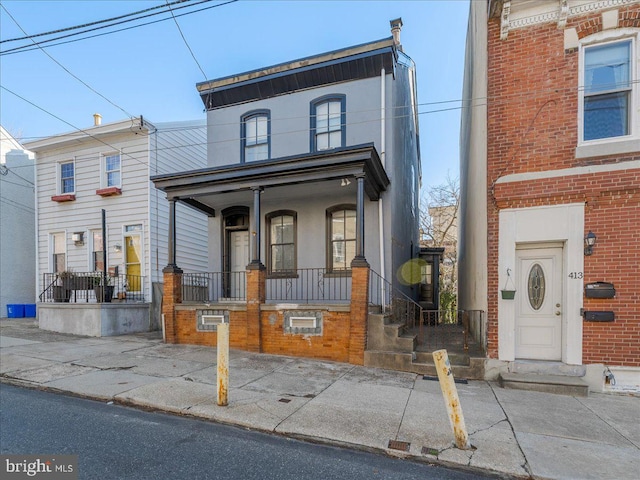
[582,311,615,322]
[584,282,615,299]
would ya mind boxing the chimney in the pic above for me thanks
[390,18,403,51]
[93,113,102,126]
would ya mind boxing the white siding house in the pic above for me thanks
[0,126,36,317]
[24,117,207,333]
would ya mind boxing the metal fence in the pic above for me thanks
[369,270,422,331]
[266,268,351,303]
[182,272,246,303]
[40,272,145,303]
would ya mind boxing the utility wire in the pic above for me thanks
[1,4,134,119]
[166,0,208,80]
[1,0,192,44]
[1,85,153,169]
[0,0,238,56]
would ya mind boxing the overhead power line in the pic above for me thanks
[165,0,208,81]
[1,0,192,44]
[0,0,238,56]
[0,4,134,119]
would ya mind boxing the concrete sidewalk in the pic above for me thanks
[1,319,638,480]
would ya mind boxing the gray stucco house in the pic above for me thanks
[152,20,423,364]
[154,19,420,293]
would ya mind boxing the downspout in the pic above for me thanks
[379,68,386,295]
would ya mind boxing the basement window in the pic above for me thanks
[284,311,323,335]
[197,310,229,332]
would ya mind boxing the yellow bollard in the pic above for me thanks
[217,322,229,406]
[432,349,471,450]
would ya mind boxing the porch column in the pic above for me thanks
[349,262,370,365]
[166,198,179,270]
[353,174,368,266]
[250,186,263,265]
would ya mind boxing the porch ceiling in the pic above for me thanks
[151,144,389,215]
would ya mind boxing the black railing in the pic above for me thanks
[420,310,486,354]
[40,272,145,303]
[266,268,351,303]
[369,270,422,331]
[182,272,246,302]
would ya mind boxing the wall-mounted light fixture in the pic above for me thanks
[340,178,351,187]
[72,232,84,245]
[114,244,122,253]
[584,231,596,256]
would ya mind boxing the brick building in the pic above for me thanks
[460,0,640,393]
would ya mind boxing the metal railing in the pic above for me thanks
[182,272,246,303]
[420,309,486,354]
[266,268,351,303]
[40,272,145,303]
[369,270,422,331]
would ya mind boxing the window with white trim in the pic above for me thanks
[242,111,270,162]
[311,95,345,151]
[578,31,640,157]
[59,161,74,194]
[583,40,631,141]
[103,153,121,187]
[91,230,104,272]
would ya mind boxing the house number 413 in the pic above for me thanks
[568,272,583,279]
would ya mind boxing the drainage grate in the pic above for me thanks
[422,375,468,384]
[421,446,440,456]
[388,440,410,452]
[278,398,292,403]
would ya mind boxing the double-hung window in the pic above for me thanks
[583,40,632,141]
[104,154,121,187]
[327,206,356,272]
[60,161,74,194]
[92,231,104,272]
[311,95,345,151]
[267,211,296,275]
[242,110,270,162]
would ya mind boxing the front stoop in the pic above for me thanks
[499,373,589,397]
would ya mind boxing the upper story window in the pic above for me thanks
[311,95,346,152]
[242,110,270,162]
[266,210,296,275]
[577,30,639,158]
[327,205,356,272]
[104,154,121,187]
[60,161,75,194]
[583,40,631,141]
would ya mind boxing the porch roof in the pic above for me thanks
[151,144,389,215]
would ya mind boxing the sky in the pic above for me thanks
[0,0,470,192]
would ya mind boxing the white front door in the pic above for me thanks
[229,230,249,298]
[515,246,563,360]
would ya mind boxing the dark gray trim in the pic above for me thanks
[265,210,297,276]
[180,198,216,217]
[240,109,271,163]
[310,94,346,152]
[152,144,389,204]
[199,46,396,109]
[326,204,356,272]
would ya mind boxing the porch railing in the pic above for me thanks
[420,309,486,354]
[40,272,145,303]
[266,268,351,303]
[182,272,246,303]
[369,270,422,331]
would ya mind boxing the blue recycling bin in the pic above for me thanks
[24,304,37,317]
[7,304,25,318]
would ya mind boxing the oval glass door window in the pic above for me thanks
[528,263,545,310]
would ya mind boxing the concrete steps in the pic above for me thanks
[499,372,589,397]
[366,313,416,353]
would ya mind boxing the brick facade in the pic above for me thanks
[486,5,640,366]
[164,264,370,365]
